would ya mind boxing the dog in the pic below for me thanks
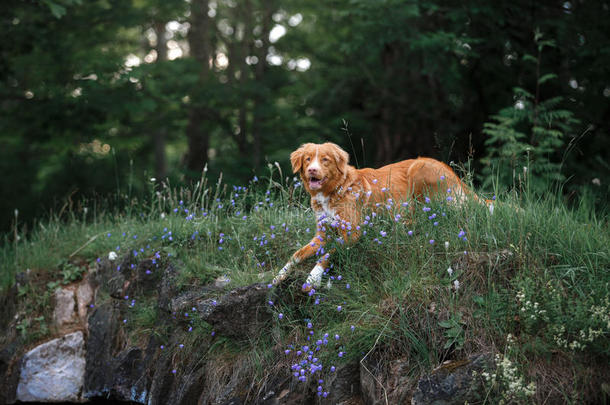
[272,142,490,291]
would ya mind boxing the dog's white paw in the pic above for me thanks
[272,265,289,285]
[305,263,324,288]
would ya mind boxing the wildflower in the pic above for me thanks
[278,313,284,319]
[108,251,118,261]
[444,241,449,250]
[351,325,355,331]
[425,196,431,203]
[307,322,313,329]
[408,230,413,236]
[447,267,453,276]
[337,305,342,312]
[453,280,460,290]
[429,239,435,245]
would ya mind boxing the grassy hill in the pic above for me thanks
[2,167,609,403]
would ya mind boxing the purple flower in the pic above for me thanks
[429,239,435,244]
[337,305,342,312]
[278,313,284,319]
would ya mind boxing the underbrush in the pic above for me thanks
[1,167,608,403]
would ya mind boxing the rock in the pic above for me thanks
[326,362,362,404]
[76,278,94,321]
[0,341,21,404]
[158,261,179,312]
[411,353,493,405]
[83,303,120,399]
[197,283,271,338]
[52,287,76,327]
[16,331,86,402]
[110,346,151,403]
[361,354,415,405]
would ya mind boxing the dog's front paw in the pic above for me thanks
[305,264,324,289]
[272,266,289,285]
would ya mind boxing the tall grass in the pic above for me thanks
[1,166,608,403]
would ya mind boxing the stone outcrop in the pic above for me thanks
[0,256,496,404]
[411,353,494,405]
[16,331,86,402]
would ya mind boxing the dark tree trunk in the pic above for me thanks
[185,0,211,175]
[251,0,274,169]
[153,21,167,180]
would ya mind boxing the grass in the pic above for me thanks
[1,166,609,403]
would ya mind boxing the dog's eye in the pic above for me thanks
[305,157,311,162]
[321,157,329,162]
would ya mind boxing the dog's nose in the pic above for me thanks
[308,167,318,174]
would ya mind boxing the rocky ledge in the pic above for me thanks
[0,256,494,404]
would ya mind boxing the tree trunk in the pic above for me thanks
[153,21,167,180]
[251,0,274,169]
[185,0,211,175]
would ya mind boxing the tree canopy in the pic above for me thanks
[1,0,608,232]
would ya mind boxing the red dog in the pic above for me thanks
[272,142,489,290]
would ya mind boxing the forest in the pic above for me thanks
[1,0,609,233]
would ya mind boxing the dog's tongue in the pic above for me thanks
[309,178,322,189]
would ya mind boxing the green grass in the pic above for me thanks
[1,167,609,403]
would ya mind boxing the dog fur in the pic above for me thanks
[272,142,489,290]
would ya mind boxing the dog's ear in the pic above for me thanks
[290,145,306,174]
[327,143,349,174]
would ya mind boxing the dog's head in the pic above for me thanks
[290,142,349,193]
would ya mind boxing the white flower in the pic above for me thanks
[444,241,449,250]
[150,177,156,182]
[108,251,118,261]
[453,279,460,290]
[447,267,453,276]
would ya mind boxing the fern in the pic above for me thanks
[480,30,579,193]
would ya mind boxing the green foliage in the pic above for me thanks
[439,312,466,350]
[481,31,580,194]
[2,165,609,401]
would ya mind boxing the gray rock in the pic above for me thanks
[411,353,493,405]
[16,331,86,402]
[52,287,76,327]
[76,278,94,321]
[326,362,362,404]
[83,303,120,399]
[197,283,271,338]
[0,341,21,404]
